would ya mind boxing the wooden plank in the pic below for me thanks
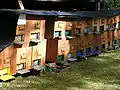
[117,16,120,39]
[31,39,47,65]
[26,47,32,70]
[31,46,37,61]
[0,46,16,75]
[65,21,73,30]
[79,36,85,50]
[16,25,25,35]
[38,39,47,66]
[93,34,100,46]
[0,50,4,69]
[22,20,31,47]
[10,47,17,75]
[92,18,101,47]
[30,20,45,37]
[101,18,107,46]
[0,47,12,69]
[16,47,32,70]
[26,15,45,20]
[79,20,85,53]
[40,20,46,40]
[45,17,55,39]
[58,39,69,55]
[46,39,58,62]
[54,21,66,31]
[117,30,120,39]
[69,38,78,58]
[3,47,11,68]
[16,48,27,65]
[31,44,42,61]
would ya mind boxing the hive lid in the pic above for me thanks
[0,75,15,81]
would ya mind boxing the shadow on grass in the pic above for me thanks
[2,49,120,90]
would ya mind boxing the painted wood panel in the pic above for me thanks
[0,50,4,69]
[22,20,31,47]
[45,17,55,39]
[31,40,47,65]
[93,34,101,46]
[38,39,47,65]
[26,47,32,70]
[10,47,17,75]
[16,48,27,65]
[16,25,25,35]
[46,39,58,62]
[65,21,73,30]
[0,46,16,75]
[16,47,32,70]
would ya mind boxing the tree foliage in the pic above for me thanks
[104,0,120,9]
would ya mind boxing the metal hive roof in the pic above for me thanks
[1,9,120,18]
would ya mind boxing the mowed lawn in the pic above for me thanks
[2,49,120,90]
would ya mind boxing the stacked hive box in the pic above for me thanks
[14,15,47,74]
[83,19,93,56]
[92,18,101,55]
[117,16,120,47]
[0,14,48,81]
[111,16,119,49]
[54,19,99,61]
[14,16,31,74]
[53,16,120,62]
[73,20,86,58]
[1,13,120,81]
[0,46,16,81]
[106,17,113,49]
[28,17,46,70]
[100,18,107,50]
[14,15,120,66]
[45,17,58,63]
[54,21,69,61]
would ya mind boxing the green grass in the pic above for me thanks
[2,49,120,90]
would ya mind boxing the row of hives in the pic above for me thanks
[0,14,120,81]
[52,16,120,62]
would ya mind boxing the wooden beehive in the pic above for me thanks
[83,19,93,54]
[92,18,101,47]
[31,40,47,65]
[73,20,85,55]
[117,16,120,40]
[55,20,78,60]
[100,18,108,48]
[13,14,31,74]
[113,16,119,41]
[16,47,32,71]
[54,21,66,61]
[0,46,15,75]
[27,16,47,67]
